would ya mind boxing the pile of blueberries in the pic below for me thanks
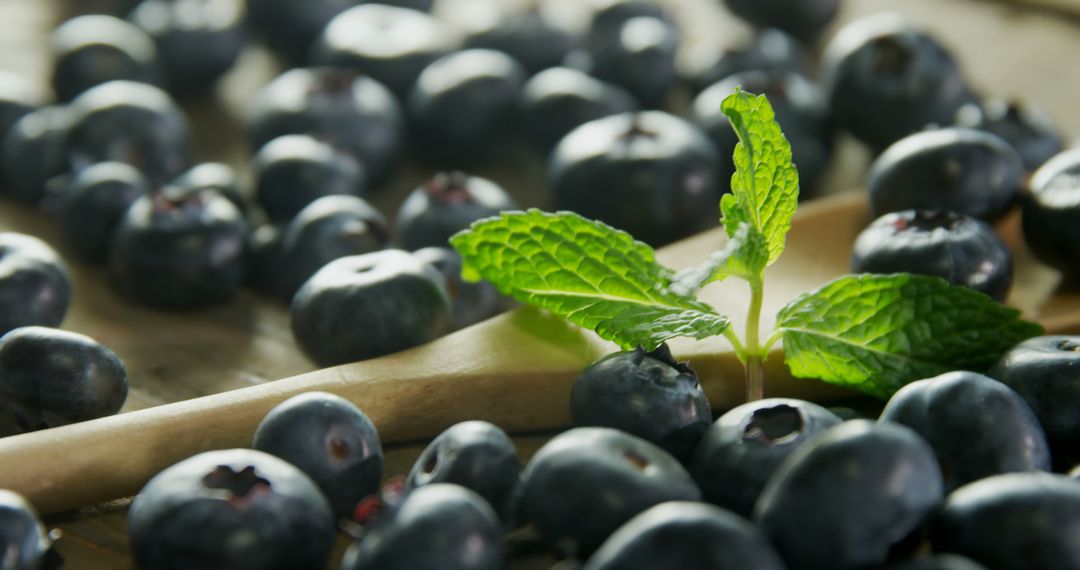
[3,0,1080,567]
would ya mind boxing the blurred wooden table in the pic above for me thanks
[1,0,1078,568]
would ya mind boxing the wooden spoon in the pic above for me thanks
[1,192,1077,515]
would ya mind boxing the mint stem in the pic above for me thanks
[745,276,765,401]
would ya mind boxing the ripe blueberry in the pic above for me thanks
[50,15,160,103]
[53,161,147,264]
[1020,148,1080,280]
[413,247,508,331]
[0,489,56,570]
[395,171,517,251]
[253,134,367,224]
[955,99,1062,172]
[0,233,71,336]
[518,66,637,153]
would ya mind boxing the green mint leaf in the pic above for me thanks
[776,274,1044,399]
[672,223,768,295]
[719,89,799,265]
[450,209,731,350]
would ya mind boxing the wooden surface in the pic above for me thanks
[0,0,1079,568]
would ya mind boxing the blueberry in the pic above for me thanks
[930,472,1080,570]
[822,14,977,152]
[518,67,637,153]
[413,247,508,331]
[851,210,1013,302]
[587,16,679,109]
[406,421,519,523]
[108,187,248,309]
[64,80,192,185]
[520,427,701,555]
[464,7,578,76]
[723,0,839,43]
[1,106,72,205]
[879,371,1050,492]
[0,326,127,435]
[274,194,390,301]
[245,223,285,297]
[571,344,711,461]
[128,0,246,96]
[955,99,1062,172]
[395,171,518,251]
[550,111,720,246]
[52,161,148,264]
[868,128,1024,223]
[878,555,990,570]
[755,420,944,570]
[170,162,247,217]
[588,0,676,43]
[50,15,161,103]
[684,28,809,94]
[0,489,55,570]
[244,0,357,64]
[340,483,503,570]
[253,391,383,519]
[690,398,842,518]
[407,49,527,167]
[693,70,832,198]
[128,448,336,570]
[0,234,71,337]
[311,4,456,99]
[252,134,367,223]
[990,336,1080,469]
[248,67,404,186]
[582,502,785,570]
[0,71,44,143]
[1020,149,1080,280]
[290,250,451,366]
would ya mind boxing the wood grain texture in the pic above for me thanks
[0,0,1079,568]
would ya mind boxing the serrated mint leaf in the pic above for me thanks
[719,89,799,265]
[776,274,1043,399]
[672,223,768,295]
[450,209,731,350]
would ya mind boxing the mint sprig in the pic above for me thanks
[450,90,1042,400]
[450,210,730,351]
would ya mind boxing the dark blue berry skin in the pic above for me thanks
[724,0,839,43]
[465,8,578,76]
[955,99,1062,172]
[108,188,248,309]
[340,483,504,570]
[407,421,519,523]
[0,326,127,435]
[693,70,832,198]
[290,250,451,366]
[128,448,336,570]
[64,80,192,186]
[253,391,383,519]
[868,128,1024,223]
[582,502,786,570]
[413,247,507,331]
[690,398,842,518]
[589,0,676,44]
[50,15,161,103]
[930,472,1080,570]
[53,161,147,264]
[245,223,284,296]
[877,555,989,570]
[685,28,808,94]
[2,106,72,205]
[128,0,246,96]
[754,420,944,570]
[823,14,977,152]
[1020,149,1080,280]
[520,427,701,556]
[588,16,679,109]
[170,162,247,217]
[879,371,1050,492]
[275,194,390,301]
[550,111,721,246]
[407,50,527,167]
[518,67,637,154]
[311,4,456,99]
[0,234,71,337]
[852,210,1013,302]
[990,336,1080,469]
[253,134,366,223]
[244,0,356,64]
[248,67,404,186]
[395,172,517,251]
[0,490,54,570]
[571,345,711,462]
[0,71,44,144]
